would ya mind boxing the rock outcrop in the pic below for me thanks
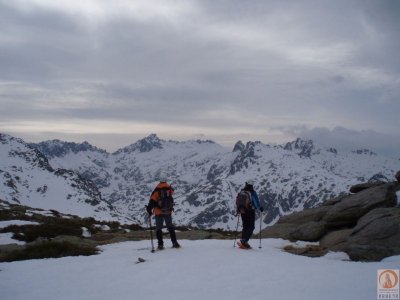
[261,180,400,261]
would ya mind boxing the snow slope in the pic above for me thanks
[1,239,398,300]
[0,134,125,222]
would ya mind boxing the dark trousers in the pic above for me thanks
[241,209,255,242]
[155,214,177,245]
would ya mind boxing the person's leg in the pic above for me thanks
[165,214,180,247]
[155,215,164,249]
[241,210,255,245]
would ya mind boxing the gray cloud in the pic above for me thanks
[0,0,399,152]
[299,126,400,158]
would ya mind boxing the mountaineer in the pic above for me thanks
[146,180,180,250]
[236,180,263,249]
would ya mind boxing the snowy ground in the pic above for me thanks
[0,239,398,300]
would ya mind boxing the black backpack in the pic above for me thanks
[236,190,252,214]
[157,187,174,213]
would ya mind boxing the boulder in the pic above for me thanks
[290,221,327,242]
[345,208,400,261]
[319,229,352,251]
[349,181,385,193]
[261,221,327,242]
[262,182,400,261]
[261,223,299,241]
[262,205,330,241]
[277,206,330,224]
[322,183,397,228]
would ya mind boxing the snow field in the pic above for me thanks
[1,239,399,300]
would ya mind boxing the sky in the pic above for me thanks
[0,0,399,156]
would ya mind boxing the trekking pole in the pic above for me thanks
[146,207,155,253]
[233,214,240,248]
[258,210,262,249]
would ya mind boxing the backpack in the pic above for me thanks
[236,190,252,214]
[157,187,174,213]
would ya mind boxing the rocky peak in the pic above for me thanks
[0,133,24,145]
[284,138,315,158]
[229,141,261,175]
[1,133,53,172]
[32,140,108,158]
[193,139,215,145]
[114,134,163,154]
[232,140,245,152]
[327,147,338,154]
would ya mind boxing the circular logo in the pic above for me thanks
[379,270,399,289]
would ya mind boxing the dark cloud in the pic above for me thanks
[0,1,399,151]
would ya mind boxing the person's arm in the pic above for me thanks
[146,189,158,214]
[251,191,262,210]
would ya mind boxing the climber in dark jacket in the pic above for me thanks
[236,180,263,249]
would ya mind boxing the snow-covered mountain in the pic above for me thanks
[0,134,125,222]
[28,133,400,229]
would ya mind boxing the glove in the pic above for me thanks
[259,206,264,212]
[146,206,153,216]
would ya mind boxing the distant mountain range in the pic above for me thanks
[1,132,399,230]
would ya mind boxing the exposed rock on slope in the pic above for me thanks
[261,179,400,261]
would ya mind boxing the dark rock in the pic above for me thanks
[283,244,327,258]
[32,140,108,159]
[284,138,315,158]
[277,206,329,224]
[319,229,352,251]
[262,221,326,242]
[322,183,397,228]
[261,182,399,261]
[290,221,327,242]
[233,141,245,152]
[261,223,298,241]
[344,208,400,261]
[352,149,377,155]
[349,181,385,193]
[396,171,400,183]
[229,142,260,175]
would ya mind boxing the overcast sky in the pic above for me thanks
[0,0,399,156]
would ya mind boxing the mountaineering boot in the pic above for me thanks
[157,244,164,250]
[242,240,252,249]
[237,240,252,249]
[169,227,180,248]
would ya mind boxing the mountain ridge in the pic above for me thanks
[2,132,399,229]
